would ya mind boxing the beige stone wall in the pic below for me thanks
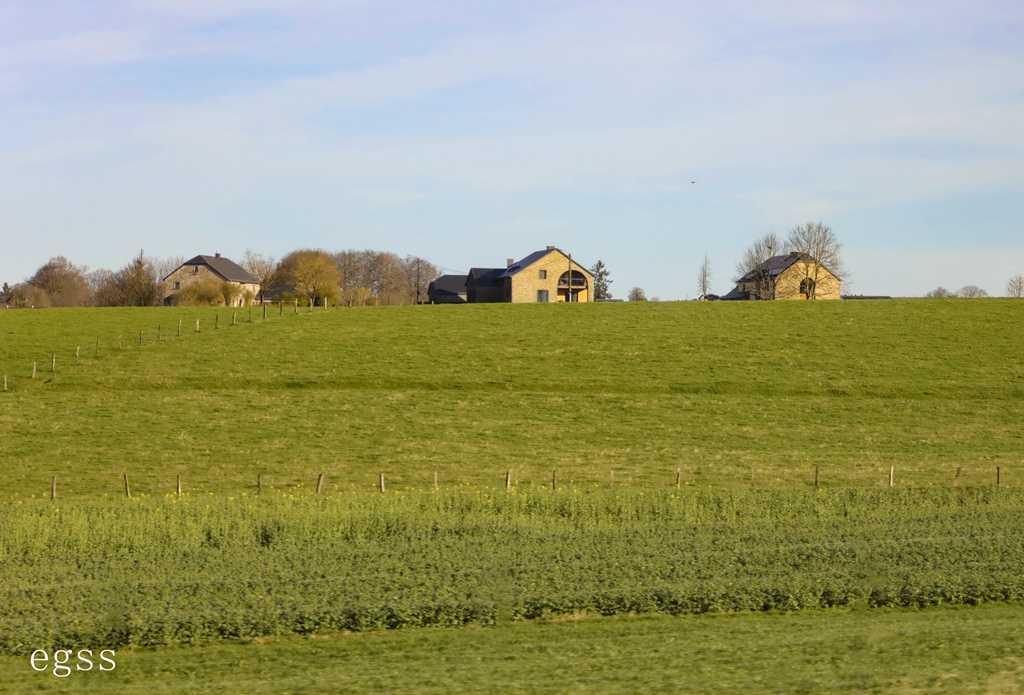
[164,264,257,306]
[775,262,841,300]
[509,252,593,303]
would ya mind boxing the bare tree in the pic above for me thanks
[926,287,955,298]
[627,286,648,301]
[28,256,92,306]
[240,249,279,303]
[7,283,52,308]
[278,249,341,305]
[400,255,440,305]
[697,255,711,300]
[734,232,782,300]
[786,222,846,299]
[1006,274,1024,298]
[94,251,161,306]
[956,285,989,298]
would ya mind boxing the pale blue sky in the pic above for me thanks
[2,0,1022,298]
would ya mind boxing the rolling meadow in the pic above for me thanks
[1,299,1024,692]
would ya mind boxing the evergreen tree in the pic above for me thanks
[590,260,612,300]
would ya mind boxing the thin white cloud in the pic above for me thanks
[0,29,148,69]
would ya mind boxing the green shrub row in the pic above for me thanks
[2,488,1022,654]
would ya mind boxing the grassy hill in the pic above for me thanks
[1,299,1022,498]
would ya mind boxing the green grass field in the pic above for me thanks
[4,606,1024,694]
[2,300,1024,691]
[1,300,1022,497]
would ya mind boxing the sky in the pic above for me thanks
[1,0,1022,299]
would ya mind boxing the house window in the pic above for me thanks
[192,266,199,273]
[173,282,181,290]
[800,278,815,298]
[537,290,549,303]
[539,270,547,280]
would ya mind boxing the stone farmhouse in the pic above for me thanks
[163,253,259,306]
[722,252,841,300]
[428,247,594,304]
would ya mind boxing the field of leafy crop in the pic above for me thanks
[1,300,1022,497]
[3,486,1023,655]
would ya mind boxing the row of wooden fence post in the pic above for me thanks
[4,301,332,390]
[40,466,1009,499]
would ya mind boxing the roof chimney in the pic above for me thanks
[215,251,221,258]
[546,245,555,250]
[507,258,514,267]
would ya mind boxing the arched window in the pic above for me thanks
[799,278,815,299]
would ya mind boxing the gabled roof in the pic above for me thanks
[168,255,257,284]
[737,252,817,282]
[429,274,468,294]
[719,287,751,301]
[467,267,506,287]
[499,247,593,279]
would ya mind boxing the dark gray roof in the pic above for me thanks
[719,287,751,301]
[171,255,257,284]
[467,267,506,286]
[736,252,805,282]
[499,249,559,278]
[429,274,468,294]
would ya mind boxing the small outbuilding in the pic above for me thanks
[427,274,468,304]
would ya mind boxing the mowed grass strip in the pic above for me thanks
[3,605,1024,694]
[1,300,1022,497]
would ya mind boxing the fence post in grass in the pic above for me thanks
[953,467,962,486]
[51,353,56,372]
[889,466,894,488]
[551,469,557,491]
[505,470,511,491]
[123,473,131,499]
[196,319,200,333]
[157,325,161,341]
[263,304,268,320]
[316,473,324,494]
[997,466,1001,486]
[232,312,236,325]
[814,466,819,489]
[433,470,438,491]
[176,474,182,497]
[379,472,385,493]
[139,330,143,346]
[32,361,36,379]
[676,467,681,490]
[215,314,220,330]
[177,319,182,337]
[76,346,80,364]
[51,476,56,501]
[257,473,262,495]
[118,335,122,350]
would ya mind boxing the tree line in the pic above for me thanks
[1,249,444,308]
